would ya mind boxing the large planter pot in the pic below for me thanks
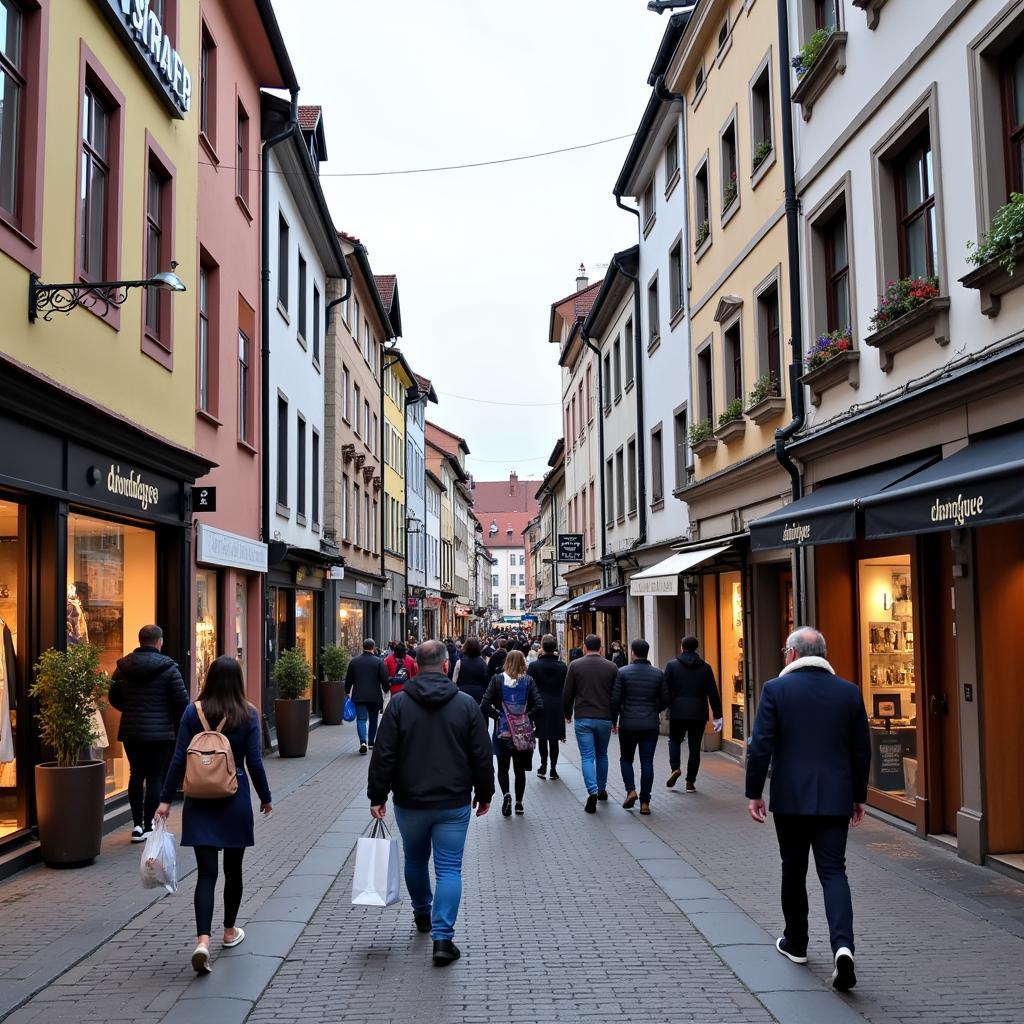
[34,760,105,867]
[275,698,311,758]
[318,680,345,726]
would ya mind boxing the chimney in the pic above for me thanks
[510,471,519,495]
[575,263,588,292]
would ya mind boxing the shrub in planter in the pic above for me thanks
[792,27,833,79]
[867,277,940,332]
[722,171,738,212]
[747,372,780,406]
[808,330,853,371]
[694,220,710,250]
[31,643,109,866]
[967,193,1023,276]
[688,419,714,446]
[717,398,744,427]
[318,645,351,726]
[272,648,311,757]
[752,139,773,171]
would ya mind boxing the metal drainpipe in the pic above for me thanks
[581,324,607,568]
[324,277,352,323]
[261,88,300,714]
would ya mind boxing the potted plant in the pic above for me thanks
[694,220,711,251]
[272,648,311,758]
[715,398,746,442]
[807,329,854,370]
[318,644,351,726]
[752,139,773,172]
[31,643,109,867]
[722,171,738,213]
[792,27,833,79]
[688,418,718,458]
[961,193,1024,317]
[867,277,940,333]
[746,372,785,424]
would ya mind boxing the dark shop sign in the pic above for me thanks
[557,533,584,562]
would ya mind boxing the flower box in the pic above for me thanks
[746,394,786,425]
[959,248,1024,319]
[714,417,747,443]
[863,296,951,371]
[800,350,859,408]
[791,31,847,122]
[691,435,719,459]
[852,0,888,29]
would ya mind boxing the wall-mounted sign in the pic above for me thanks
[94,0,193,118]
[191,486,217,512]
[197,524,268,573]
[327,566,345,581]
[557,533,584,562]
[71,444,181,520]
[630,575,679,596]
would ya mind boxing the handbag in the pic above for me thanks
[501,700,536,753]
[351,818,401,907]
[343,697,357,722]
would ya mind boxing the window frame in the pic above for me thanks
[626,438,637,516]
[235,96,250,211]
[722,316,743,406]
[668,236,684,317]
[719,108,741,226]
[1001,49,1024,194]
[673,403,689,491]
[277,211,289,313]
[749,50,776,187]
[141,133,176,367]
[238,297,256,449]
[196,251,220,419]
[312,283,321,367]
[642,178,656,233]
[806,172,859,349]
[199,18,217,153]
[664,128,680,196]
[824,209,851,333]
[276,393,289,512]
[297,251,307,344]
[613,336,622,400]
[647,272,660,349]
[696,340,714,425]
[753,269,784,396]
[296,413,307,522]
[624,318,635,385]
[693,151,711,256]
[894,132,938,281]
[650,424,664,506]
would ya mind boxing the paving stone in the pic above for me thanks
[760,989,871,1024]
[686,912,775,947]
[162,996,253,1024]
[655,875,723,900]
[271,873,337,899]
[717,943,839,993]
[179,953,282,1002]
[636,857,701,879]
[219,921,305,959]
[249,896,322,923]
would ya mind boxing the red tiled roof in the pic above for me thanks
[573,280,603,320]
[414,373,432,389]
[426,421,469,455]
[551,278,603,317]
[337,229,361,245]
[478,509,536,549]
[471,477,541,518]
[298,105,322,131]
[374,274,397,312]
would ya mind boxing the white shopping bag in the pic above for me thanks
[351,819,401,907]
[140,817,178,894]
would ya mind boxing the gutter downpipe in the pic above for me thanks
[580,323,607,570]
[774,0,807,623]
[261,88,300,724]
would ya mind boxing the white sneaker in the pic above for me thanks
[775,937,808,964]
[131,826,146,843]
[832,947,856,991]
[191,945,212,974]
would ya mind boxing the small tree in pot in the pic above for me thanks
[31,643,109,867]
[318,645,351,726]
[272,648,311,758]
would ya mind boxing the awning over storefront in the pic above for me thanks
[629,545,732,596]
[532,595,569,613]
[562,585,627,614]
[863,428,1024,539]
[749,458,934,551]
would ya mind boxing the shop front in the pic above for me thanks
[328,573,381,654]
[561,585,626,653]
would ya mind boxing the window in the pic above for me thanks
[199,22,216,144]
[372,413,378,451]
[895,133,937,280]
[751,61,773,173]
[673,407,689,488]
[613,337,622,399]
[143,146,174,356]
[312,430,320,526]
[605,459,614,524]
[570,394,577,445]
[342,476,350,540]
[589,484,596,547]
[647,276,660,344]
[366,493,372,550]
[694,160,710,249]
[342,366,350,420]
[624,320,634,384]
[694,64,705,96]
[721,119,738,215]
[363,318,371,364]
[585,364,593,420]
[615,450,625,520]
[353,299,360,343]
[197,260,214,413]
[373,499,378,552]
[665,131,679,184]
[0,0,23,218]
[669,240,683,314]
[627,440,637,514]
[277,213,289,310]
[814,0,839,31]
[313,284,321,364]
[697,346,714,423]
[363,400,370,448]
[581,493,587,546]
[297,254,307,341]
[80,84,112,280]
[354,484,361,546]
[651,427,664,504]
[277,396,288,508]
[1002,49,1024,194]
[296,415,307,519]
[602,354,611,409]
[353,384,361,436]
[236,100,249,205]
[824,211,850,332]
[724,321,742,405]
[578,380,585,435]
[519,574,525,587]
[642,179,655,227]
[491,573,499,587]
[718,16,729,49]
[757,283,783,391]
[238,314,253,443]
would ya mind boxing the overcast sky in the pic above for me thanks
[275,1,667,482]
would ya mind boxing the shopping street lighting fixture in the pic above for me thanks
[646,1,697,13]
[29,261,187,323]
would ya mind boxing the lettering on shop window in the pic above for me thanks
[107,464,160,510]
[930,494,984,527]
[781,522,811,543]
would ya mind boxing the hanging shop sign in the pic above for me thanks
[191,486,217,512]
[557,533,584,562]
[94,0,193,118]
[196,524,268,573]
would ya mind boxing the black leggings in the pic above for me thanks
[194,846,245,936]
[123,740,173,828]
[537,739,559,771]
[496,751,528,802]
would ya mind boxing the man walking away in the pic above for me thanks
[611,639,669,815]
[664,636,723,792]
[562,634,618,814]
[108,625,188,842]
[368,640,494,966]
[746,628,871,992]
[527,634,567,779]
[345,638,391,754]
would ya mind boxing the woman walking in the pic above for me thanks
[480,650,542,817]
[453,637,488,704]
[527,635,567,780]
[156,656,271,975]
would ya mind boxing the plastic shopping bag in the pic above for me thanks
[351,819,401,907]
[343,697,357,723]
[140,817,178,894]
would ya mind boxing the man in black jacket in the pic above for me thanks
[108,624,188,842]
[368,640,494,966]
[746,627,871,993]
[664,636,723,792]
[611,639,669,815]
[345,638,391,754]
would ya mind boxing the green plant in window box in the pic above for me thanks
[747,372,780,407]
[694,220,710,250]
[722,171,738,212]
[688,419,714,445]
[752,139,773,171]
[792,27,834,79]
[967,193,1024,276]
[717,398,744,427]
[867,277,940,333]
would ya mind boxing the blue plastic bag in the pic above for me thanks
[343,697,356,722]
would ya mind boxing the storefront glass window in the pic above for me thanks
[294,590,314,699]
[68,513,156,800]
[195,569,218,695]
[858,554,917,804]
[0,498,23,838]
[337,598,364,653]
[718,572,745,745]
[235,578,247,677]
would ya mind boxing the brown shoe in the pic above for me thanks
[685,781,696,793]
[640,802,651,815]
[666,770,682,788]
[622,791,638,809]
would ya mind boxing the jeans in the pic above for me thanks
[668,719,706,782]
[618,728,659,802]
[394,804,472,941]
[193,847,244,937]
[123,740,174,828]
[773,814,855,954]
[355,704,380,746]
[574,719,612,796]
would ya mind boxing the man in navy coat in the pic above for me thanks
[746,627,871,993]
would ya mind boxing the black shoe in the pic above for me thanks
[514,803,524,815]
[414,913,432,934]
[832,947,856,991]
[597,790,608,801]
[775,937,808,965]
[502,794,513,817]
[433,940,461,966]
[666,769,682,788]
[549,769,559,781]
[536,766,547,779]
[585,794,598,814]
[359,744,367,755]
[368,743,374,750]
[131,825,146,844]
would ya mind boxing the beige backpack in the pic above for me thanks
[183,702,239,799]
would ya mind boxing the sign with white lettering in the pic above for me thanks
[630,575,679,596]
[191,486,217,512]
[327,566,345,581]
[557,533,584,562]
[94,0,193,117]
[70,445,182,519]
[197,524,268,573]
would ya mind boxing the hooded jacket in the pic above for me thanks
[367,672,495,810]
[108,647,189,742]
[664,652,723,722]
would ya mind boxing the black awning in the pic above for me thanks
[562,585,627,613]
[863,428,1024,539]
[750,458,934,551]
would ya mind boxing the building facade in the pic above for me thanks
[405,374,437,640]
[382,347,414,646]
[424,468,445,639]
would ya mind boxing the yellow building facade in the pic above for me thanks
[382,349,414,645]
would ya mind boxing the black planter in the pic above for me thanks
[275,698,311,757]
[34,760,106,867]
[318,680,345,725]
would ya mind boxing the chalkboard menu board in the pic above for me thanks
[731,703,744,742]
[870,728,906,791]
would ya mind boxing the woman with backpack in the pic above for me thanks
[384,642,418,695]
[479,650,542,817]
[156,656,271,976]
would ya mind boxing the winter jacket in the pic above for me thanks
[607,650,627,669]
[108,647,189,742]
[485,648,508,681]
[454,655,488,703]
[664,652,723,722]
[527,654,568,742]
[562,652,619,721]
[384,653,418,694]
[367,672,495,810]
[445,642,461,679]
[345,652,390,708]
[611,660,670,732]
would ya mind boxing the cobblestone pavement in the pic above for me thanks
[0,725,1023,1024]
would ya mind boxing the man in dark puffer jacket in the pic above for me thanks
[663,635,723,792]
[108,624,189,842]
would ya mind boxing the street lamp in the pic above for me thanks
[29,262,187,323]
[646,1,697,13]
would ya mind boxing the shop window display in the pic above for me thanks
[0,499,23,838]
[719,572,745,745]
[235,578,247,676]
[294,590,314,699]
[195,569,218,695]
[68,514,156,799]
[337,599,364,654]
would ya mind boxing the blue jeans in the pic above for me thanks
[574,719,612,795]
[618,728,659,803]
[355,704,379,746]
[393,804,472,941]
